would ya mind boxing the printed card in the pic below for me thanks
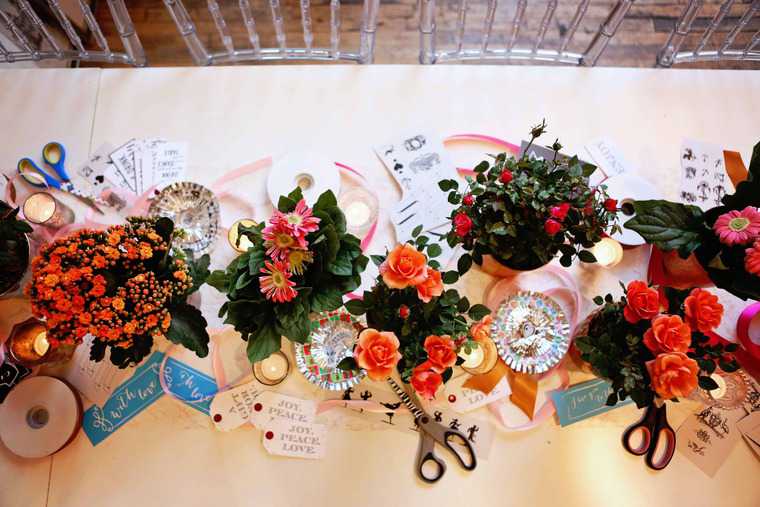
[261,418,327,459]
[679,139,734,211]
[74,143,128,211]
[249,391,317,428]
[549,378,633,427]
[210,381,264,431]
[108,139,140,193]
[584,137,633,186]
[737,411,760,460]
[443,375,510,413]
[162,357,217,415]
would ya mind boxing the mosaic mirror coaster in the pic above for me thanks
[294,311,366,391]
[491,290,570,375]
[148,181,220,255]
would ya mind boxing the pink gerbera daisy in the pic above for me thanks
[278,199,320,245]
[262,221,299,261]
[745,240,760,276]
[259,260,297,303]
[713,206,760,246]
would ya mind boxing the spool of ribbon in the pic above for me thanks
[735,303,760,381]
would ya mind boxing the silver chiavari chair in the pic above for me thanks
[0,0,145,66]
[658,0,760,67]
[418,0,635,65]
[162,0,381,65]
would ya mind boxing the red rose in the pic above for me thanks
[423,334,457,373]
[453,212,473,237]
[646,352,699,400]
[643,315,692,354]
[604,198,618,212]
[684,288,724,333]
[398,304,410,319]
[462,194,474,206]
[544,219,562,236]
[500,170,513,184]
[623,280,660,323]
[550,203,571,221]
[410,361,443,400]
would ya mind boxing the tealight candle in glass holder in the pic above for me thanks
[227,219,257,253]
[22,192,74,229]
[338,187,379,238]
[591,237,624,268]
[459,337,498,376]
[253,351,290,386]
[7,317,74,367]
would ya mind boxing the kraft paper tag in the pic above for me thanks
[737,412,760,461]
[444,375,509,413]
[261,418,327,460]
[249,391,316,428]
[209,381,264,432]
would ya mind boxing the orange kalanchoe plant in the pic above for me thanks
[28,217,210,368]
[575,281,740,408]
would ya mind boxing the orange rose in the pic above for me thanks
[646,352,699,400]
[410,361,443,400]
[416,267,443,302]
[424,335,457,373]
[354,328,402,381]
[624,280,660,323]
[684,288,724,334]
[643,315,692,354]
[470,315,493,343]
[379,244,428,289]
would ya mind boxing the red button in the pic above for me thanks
[213,414,222,422]
[448,394,456,403]
[254,403,263,411]
[265,431,274,440]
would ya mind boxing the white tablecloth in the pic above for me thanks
[1,66,759,507]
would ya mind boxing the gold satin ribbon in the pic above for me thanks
[723,150,748,187]
[463,357,538,419]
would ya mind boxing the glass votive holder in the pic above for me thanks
[22,192,75,229]
[7,317,75,368]
[338,187,379,238]
[253,350,290,386]
[590,237,624,268]
[460,336,499,376]
[227,219,257,253]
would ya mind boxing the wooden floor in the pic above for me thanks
[88,0,759,68]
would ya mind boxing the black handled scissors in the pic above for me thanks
[387,378,477,483]
[621,401,676,470]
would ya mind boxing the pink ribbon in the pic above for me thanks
[443,133,521,176]
[735,302,760,380]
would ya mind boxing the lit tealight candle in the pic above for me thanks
[591,237,624,268]
[458,346,485,370]
[22,192,74,229]
[708,373,727,400]
[227,219,257,253]
[345,201,371,229]
[253,351,290,386]
[338,188,378,237]
[33,331,50,357]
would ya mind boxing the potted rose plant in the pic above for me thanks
[207,188,368,363]
[439,121,620,276]
[0,201,32,296]
[27,217,211,367]
[625,140,760,300]
[574,280,739,469]
[340,228,489,399]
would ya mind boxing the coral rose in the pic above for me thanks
[416,267,443,303]
[623,280,660,323]
[643,315,692,354]
[423,335,457,373]
[684,288,724,334]
[379,244,428,289]
[470,315,493,343]
[410,361,443,400]
[354,328,402,381]
[646,352,699,400]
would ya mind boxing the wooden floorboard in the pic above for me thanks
[82,0,759,68]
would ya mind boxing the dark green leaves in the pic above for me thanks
[344,298,367,316]
[438,179,459,192]
[336,356,359,371]
[577,250,597,263]
[457,253,472,275]
[247,324,282,363]
[698,375,719,391]
[624,200,704,255]
[442,270,459,284]
[186,253,210,295]
[468,304,490,321]
[166,303,210,358]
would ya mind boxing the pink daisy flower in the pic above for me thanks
[259,260,297,303]
[277,199,320,246]
[713,206,760,246]
[745,240,760,276]
[262,221,299,261]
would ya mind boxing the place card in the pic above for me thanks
[249,391,316,428]
[262,418,327,459]
[549,378,633,427]
[209,381,264,431]
[679,139,734,211]
[162,357,217,415]
[584,137,633,185]
[82,353,164,446]
[443,375,509,413]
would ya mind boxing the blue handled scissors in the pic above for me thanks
[18,142,105,214]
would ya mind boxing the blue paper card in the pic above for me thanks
[550,378,633,427]
[162,357,217,415]
[83,352,165,445]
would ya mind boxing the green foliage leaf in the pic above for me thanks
[624,200,704,254]
[166,303,210,357]
[698,375,719,391]
[344,298,367,315]
[457,253,472,275]
[412,225,423,237]
[442,270,459,284]
[336,356,359,371]
[577,250,597,263]
[314,189,337,211]
[206,270,231,292]
[247,324,282,363]
[186,253,210,295]
[427,244,442,258]
[468,304,490,321]
[370,254,385,266]
[310,288,344,313]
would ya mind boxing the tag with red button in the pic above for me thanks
[209,382,264,432]
[261,418,327,459]
[443,375,510,413]
[249,391,317,428]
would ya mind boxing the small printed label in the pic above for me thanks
[209,382,264,431]
[249,391,316,428]
[444,375,510,413]
[262,418,327,459]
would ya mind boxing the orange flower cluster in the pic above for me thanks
[28,220,191,350]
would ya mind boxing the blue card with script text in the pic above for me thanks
[549,378,633,427]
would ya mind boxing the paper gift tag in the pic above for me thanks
[249,391,316,428]
[584,137,633,182]
[444,375,509,413]
[262,418,327,459]
[209,382,264,432]
[737,411,760,460]
[549,378,633,427]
